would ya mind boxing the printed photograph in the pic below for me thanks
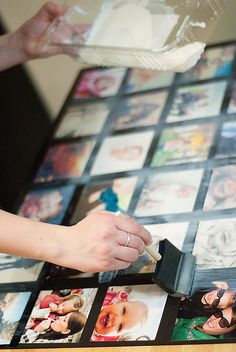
[20,287,97,344]
[91,284,167,342]
[18,185,76,224]
[90,131,154,176]
[193,218,236,269]
[178,44,235,83]
[34,141,95,183]
[74,68,126,99]
[151,123,216,167]
[124,68,174,93]
[167,81,227,123]
[70,176,137,224]
[111,92,168,131]
[54,102,110,139]
[118,222,188,275]
[135,169,203,217]
[0,291,31,345]
[216,120,236,158]
[0,254,43,284]
[172,280,236,341]
[227,82,236,114]
[203,165,236,211]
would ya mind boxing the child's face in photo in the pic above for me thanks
[50,312,72,333]
[95,301,147,336]
[56,299,79,315]
[212,177,236,199]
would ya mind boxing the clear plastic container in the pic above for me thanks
[45,0,227,72]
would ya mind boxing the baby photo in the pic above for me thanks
[70,176,137,224]
[20,287,97,344]
[90,284,167,342]
[0,291,31,345]
[151,122,216,167]
[203,165,236,211]
[135,169,203,217]
[166,81,227,123]
[227,82,236,114]
[18,184,76,224]
[34,140,95,183]
[193,217,236,269]
[54,102,110,139]
[124,68,174,94]
[172,280,236,342]
[90,131,154,176]
[178,44,235,83]
[216,120,236,158]
[111,91,168,131]
[74,68,126,99]
[118,222,188,275]
[0,254,43,284]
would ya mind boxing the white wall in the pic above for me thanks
[0,0,235,119]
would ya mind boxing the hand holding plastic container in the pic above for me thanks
[45,0,227,72]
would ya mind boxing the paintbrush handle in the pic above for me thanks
[145,245,162,262]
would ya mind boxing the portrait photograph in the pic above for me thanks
[111,91,168,131]
[227,82,236,114]
[18,184,76,224]
[151,122,216,167]
[124,68,174,94]
[0,291,31,345]
[178,44,235,83]
[74,68,126,99]
[0,254,44,284]
[54,102,110,139]
[172,280,236,342]
[90,284,167,342]
[193,217,236,269]
[20,287,97,344]
[216,120,236,158]
[203,165,236,211]
[166,81,227,123]
[70,176,137,224]
[118,222,188,275]
[90,131,154,176]
[34,140,95,183]
[135,169,203,217]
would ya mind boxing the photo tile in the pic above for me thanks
[166,81,227,123]
[124,68,175,94]
[90,284,167,342]
[227,82,236,114]
[203,165,236,211]
[172,279,236,342]
[193,217,236,269]
[69,176,137,224]
[90,131,154,176]
[73,68,126,100]
[178,44,235,83]
[216,120,236,158]
[135,169,203,217]
[54,102,110,139]
[46,265,97,281]
[0,254,43,284]
[17,184,76,224]
[151,122,217,167]
[34,140,95,183]
[118,222,188,276]
[20,287,97,344]
[0,291,31,345]
[110,91,168,131]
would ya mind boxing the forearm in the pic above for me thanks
[0,210,64,262]
[0,32,28,71]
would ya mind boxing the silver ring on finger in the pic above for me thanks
[124,233,131,247]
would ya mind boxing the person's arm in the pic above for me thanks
[0,209,152,272]
[0,2,65,71]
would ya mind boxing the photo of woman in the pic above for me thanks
[91,284,167,342]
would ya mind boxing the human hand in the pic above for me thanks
[212,281,229,289]
[50,210,152,272]
[49,303,58,312]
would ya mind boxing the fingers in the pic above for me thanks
[114,213,152,246]
[116,229,145,254]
